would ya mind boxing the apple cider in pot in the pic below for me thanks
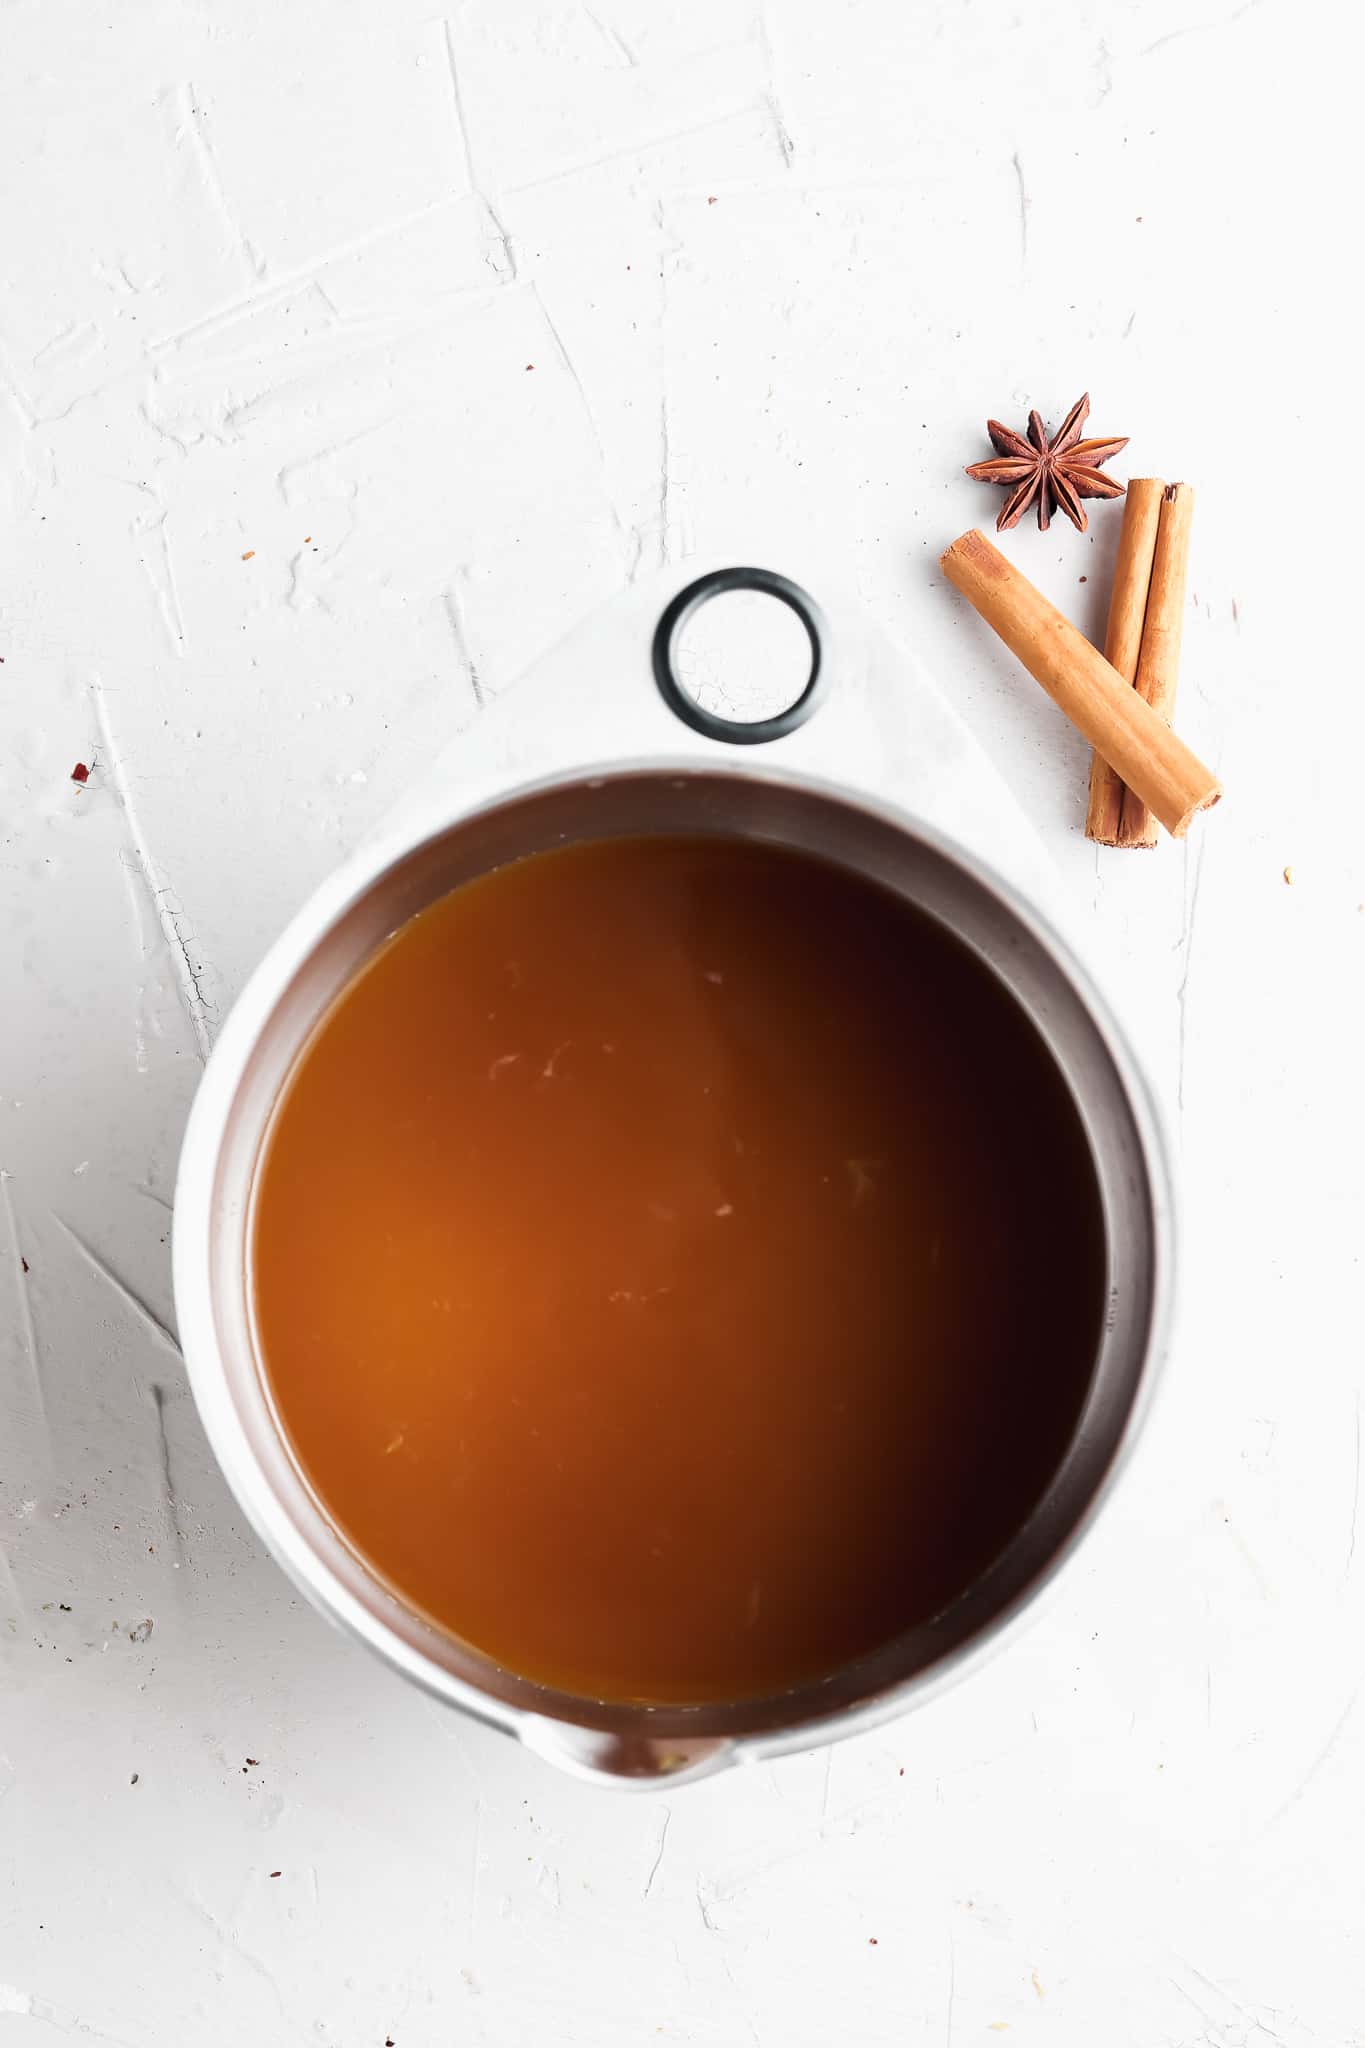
[251,835,1103,1704]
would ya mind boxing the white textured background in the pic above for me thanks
[3,1,1363,2042]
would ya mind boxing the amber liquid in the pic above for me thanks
[252,836,1103,1704]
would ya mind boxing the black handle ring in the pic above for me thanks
[651,567,828,745]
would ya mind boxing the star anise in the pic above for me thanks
[964,394,1128,533]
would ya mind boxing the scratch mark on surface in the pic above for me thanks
[283,540,312,614]
[1093,37,1114,102]
[582,4,637,66]
[150,1383,187,1564]
[657,383,674,567]
[138,385,193,461]
[1175,825,1209,1115]
[696,1874,720,1932]
[1214,1501,1269,1601]
[819,1745,833,1827]
[0,1985,143,2047]
[25,366,149,430]
[652,188,683,571]
[1177,1957,1251,2027]
[93,256,153,299]
[1,1171,47,1438]
[33,320,101,372]
[92,677,214,1060]
[175,1888,288,2022]
[506,109,756,200]
[1142,0,1263,56]
[147,195,459,356]
[442,583,487,712]
[1170,1973,1216,2026]
[51,1213,181,1356]
[135,1183,175,1216]
[0,333,37,429]
[169,82,265,279]
[129,483,188,658]
[1010,151,1030,263]
[440,19,516,281]
[643,1809,671,1897]
[1266,1686,1361,1829]
[623,522,647,583]
[757,7,795,165]
[530,282,627,552]
[277,422,393,507]
[1122,308,1137,338]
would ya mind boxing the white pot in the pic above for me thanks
[173,563,1174,1787]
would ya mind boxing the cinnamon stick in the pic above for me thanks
[1085,478,1165,845]
[1116,483,1195,847]
[940,529,1221,839]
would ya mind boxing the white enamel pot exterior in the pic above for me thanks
[174,564,1175,1788]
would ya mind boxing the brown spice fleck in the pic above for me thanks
[71,762,90,783]
[131,1772,139,1785]
[270,1870,281,1878]
[241,550,255,561]
[1283,866,1295,885]
[21,1257,28,1273]
[245,1758,259,1767]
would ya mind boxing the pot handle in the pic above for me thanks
[651,567,829,745]
[519,1716,737,1788]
